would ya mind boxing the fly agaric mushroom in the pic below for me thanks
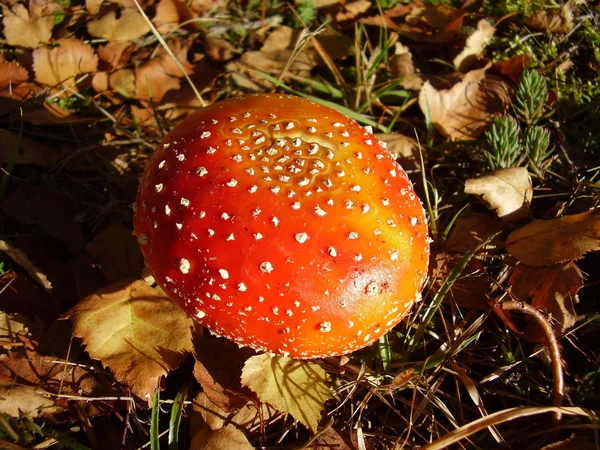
[134,94,429,359]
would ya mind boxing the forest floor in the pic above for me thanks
[0,0,599,449]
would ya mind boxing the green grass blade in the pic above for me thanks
[168,384,188,450]
[151,390,160,450]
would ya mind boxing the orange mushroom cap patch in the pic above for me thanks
[134,94,430,359]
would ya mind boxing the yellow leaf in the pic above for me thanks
[70,279,194,399]
[0,2,54,49]
[33,38,98,91]
[506,209,600,266]
[241,353,331,432]
[464,168,532,220]
[87,8,151,42]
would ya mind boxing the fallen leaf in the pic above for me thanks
[0,312,31,343]
[375,133,421,169]
[0,56,29,91]
[491,55,532,82]
[464,168,532,220]
[0,2,54,49]
[109,69,136,98]
[70,279,194,399]
[506,209,600,266]
[0,129,58,167]
[509,262,582,340]
[92,71,109,93]
[418,66,510,140]
[193,334,256,413]
[0,272,59,327]
[526,2,574,34]
[445,213,504,253]
[399,11,464,44]
[0,240,53,295]
[204,38,238,62]
[336,0,372,22]
[241,353,331,432]
[33,38,99,91]
[87,8,151,42]
[86,0,104,14]
[389,42,422,90]
[153,0,194,34]
[190,424,254,450]
[97,42,135,71]
[453,19,496,73]
[0,384,61,418]
[191,391,279,432]
[135,41,193,102]
[312,428,360,450]
[1,184,85,253]
[85,224,144,282]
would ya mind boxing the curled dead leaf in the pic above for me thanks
[453,19,496,73]
[419,65,511,140]
[526,2,574,34]
[153,0,194,34]
[506,209,600,266]
[389,42,422,90]
[464,168,532,220]
[33,38,99,91]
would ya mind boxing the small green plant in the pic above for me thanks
[295,0,316,26]
[524,125,552,176]
[515,70,549,126]
[482,116,524,170]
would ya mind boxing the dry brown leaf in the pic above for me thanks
[389,42,422,90]
[0,384,62,418]
[336,0,371,22]
[86,0,104,14]
[0,130,58,167]
[190,424,254,450]
[92,71,109,93]
[153,0,194,34]
[509,263,582,340]
[109,69,136,97]
[464,168,532,220]
[87,8,151,42]
[193,334,256,413]
[0,312,32,343]
[70,279,194,399]
[491,55,532,82]
[204,38,238,62]
[33,38,98,91]
[0,241,53,295]
[375,132,421,170]
[453,19,496,73]
[0,56,29,91]
[526,2,574,34]
[506,209,600,266]
[399,12,464,44]
[445,213,504,253]
[97,42,135,71]
[0,2,54,49]
[241,353,331,432]
[1,184,85,253]
[135,42,192,102]
[418,65,511,140]
[85,224,144,282]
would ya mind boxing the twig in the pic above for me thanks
[498,301,564,424]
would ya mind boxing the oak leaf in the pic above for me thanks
[418,65,511,140]
[70,279,194,399]
[33,38,98,91]
[506,210,600,266]
[464,168,532,220]
[1,2,54,49]
[241,353,331,432]
[87,8,151,42]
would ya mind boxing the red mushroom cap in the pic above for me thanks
[134,94,429,359]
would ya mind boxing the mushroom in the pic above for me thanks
[134,94,430,359]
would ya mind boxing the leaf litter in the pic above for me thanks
[0,0,598,447]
